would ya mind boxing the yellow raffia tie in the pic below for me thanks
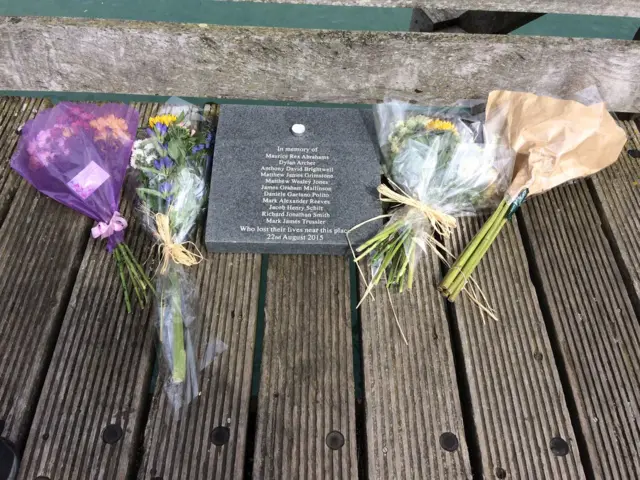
[349,182,498,328]
[377,183,457,238]
[154,212,203,274]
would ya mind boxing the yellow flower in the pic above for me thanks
[90,115,132,144]
[149,114,178,128]
[425,118,457,134]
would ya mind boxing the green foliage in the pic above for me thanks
[167,138,186,164]
[131,112,212,244]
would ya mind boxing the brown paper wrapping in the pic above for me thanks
[485,90,627,199]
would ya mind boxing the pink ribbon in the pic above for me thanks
[92,211,128,239]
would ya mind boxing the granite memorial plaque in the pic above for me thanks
[205,105,381,255]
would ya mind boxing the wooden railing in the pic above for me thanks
[1,3,639,111]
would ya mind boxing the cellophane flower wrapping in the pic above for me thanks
[131,98,225,412]
[363,100,514,291]
[10,103,154,312]
[11,102,139,250]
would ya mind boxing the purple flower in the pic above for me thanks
[192,144,205,154]
[146,127,155,137]
[159,182,172,194]
[205,132,213,148]
[156,123,168,136]
[153,156,174,170]
[166,195,174,204]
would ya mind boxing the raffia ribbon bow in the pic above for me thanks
[376,183,497,322]
[377,184,457,237]
[154,212,203,274]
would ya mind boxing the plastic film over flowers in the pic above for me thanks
[354,101,514,300]
[131,98,225,412]
[10,102,153,313]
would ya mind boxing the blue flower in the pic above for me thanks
[166,195,174,204]
[159,182,172,194]
[146,127,155,137]
[156,123,168,136]
[205,132,213,148]
[192,144,205,154]
[153,156,174,170]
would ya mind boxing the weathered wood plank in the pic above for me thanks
[520,180,640,478]
[448,217,584,478]
[139,251,262,479]
[227,0,640,17]
[0,98,91,453]
[0,97,45,224]
[253,255,358,479]
[590,120,640,311]
[359,258,472,479]
[17,103,158,480]
[2,17,639,112]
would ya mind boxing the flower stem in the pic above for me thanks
[114,247,132,314]
[119,243,147,307]
[372,229,410,286]
[439,199,508,294]
[169,268,186,384]
[122,243,155,292]
[447,214,507,301]
[406,241,416,290]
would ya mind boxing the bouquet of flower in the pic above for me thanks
[11,102,153,312]
[439,90,627,301]
[353,101,514,306]
[129,100,216,410]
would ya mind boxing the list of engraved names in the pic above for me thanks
[239,145,346,242]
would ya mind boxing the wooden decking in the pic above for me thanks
[0,96,639,479]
